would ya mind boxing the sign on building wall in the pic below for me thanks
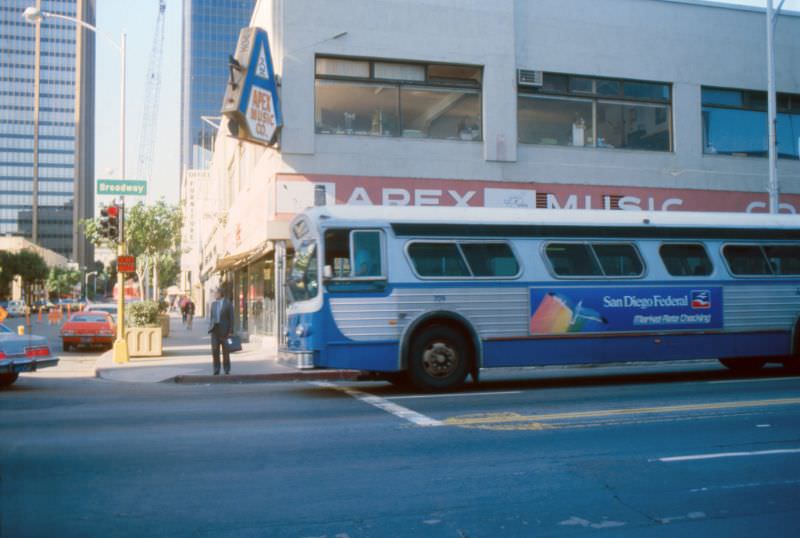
[275,174,800,215]
[221,27,282,146]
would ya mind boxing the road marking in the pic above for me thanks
[658,448,800,463]
[312,381,443,427]
[708,377,799,385]
[443,397,800,429]
[387,390,522,400]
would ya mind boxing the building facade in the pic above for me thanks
[0,0,95,266]
[180,0,255,172]
[195,0,800,343]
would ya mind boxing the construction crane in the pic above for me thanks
[135,0,167,187]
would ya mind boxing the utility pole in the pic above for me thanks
[766,0,786,214]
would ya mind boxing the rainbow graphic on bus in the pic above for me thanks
[529,292,607,334]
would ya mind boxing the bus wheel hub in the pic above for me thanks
[423,342,457,377]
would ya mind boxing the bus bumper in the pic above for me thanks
[279,348,315,370]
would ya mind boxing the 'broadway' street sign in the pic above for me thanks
[97,179,147,196]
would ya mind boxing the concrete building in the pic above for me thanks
[194,0,800,343]
[0,0,95,266]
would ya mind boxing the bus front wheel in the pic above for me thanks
[408,326,470,391]
[719,357,766,373]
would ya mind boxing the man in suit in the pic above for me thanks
[208,287,234,375]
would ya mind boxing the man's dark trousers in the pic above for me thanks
[210,328,230,375]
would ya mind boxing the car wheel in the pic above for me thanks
[0,373,19,387]
[408,325,470,392]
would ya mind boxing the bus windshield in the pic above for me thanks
[288,240,319,303]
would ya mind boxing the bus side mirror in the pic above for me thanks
[323,265,333,280]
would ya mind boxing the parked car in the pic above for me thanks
[7,300,26,317]
[84,302,118,322]
[60,312,115,351]
[0,323,57,387]
[32,299,54,312]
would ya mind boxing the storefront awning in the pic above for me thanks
[214,240,274,272]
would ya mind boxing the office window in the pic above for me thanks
[519,72,671,152]
[702,87,800,159]
[315,56,482,141]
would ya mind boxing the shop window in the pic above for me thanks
[519,72,671,152]
[702,87,800,159]
[315,56,482,141]
[315,80,399,136]
[400,87,481,140]
[659,244,713,277]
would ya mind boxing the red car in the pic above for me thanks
[60,312,115,351]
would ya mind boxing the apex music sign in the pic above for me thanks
[221,27,282,146]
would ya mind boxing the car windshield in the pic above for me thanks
[288,240,319,303]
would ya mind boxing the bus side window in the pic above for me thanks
[352,231,383,277]
[659,244,713,277]
[723,245,773,275]
[545,243,602,277]
[763,245,800,275]
[324,229,352,277]
[408,243,470,277]
[461,243,520,277]
[591,243,643,277]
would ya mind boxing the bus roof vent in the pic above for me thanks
[517,69,543,88]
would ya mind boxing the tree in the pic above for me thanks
[0,251,17,299]
[46,267,82,300]
[13,250,48,304]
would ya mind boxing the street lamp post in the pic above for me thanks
[766,0,786,214]
[23,6,129,362]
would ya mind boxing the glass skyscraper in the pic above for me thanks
[0,0,95,265]
[181,0,255,172]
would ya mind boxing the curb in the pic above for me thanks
[171,369,363,384]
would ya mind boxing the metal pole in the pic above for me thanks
[31,0,41,243]
[120,32,126,180]
[766,0,779,214]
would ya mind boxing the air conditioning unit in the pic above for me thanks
[517,69,543,88]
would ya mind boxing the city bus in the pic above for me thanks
[282,205,800,391]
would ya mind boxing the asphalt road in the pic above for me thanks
[2,362,800,537]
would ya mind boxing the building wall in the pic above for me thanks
[0,0,95,265]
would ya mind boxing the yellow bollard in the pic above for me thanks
[17,325,24,336]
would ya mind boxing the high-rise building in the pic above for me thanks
[180,0,255,172]
[0,0,95,266]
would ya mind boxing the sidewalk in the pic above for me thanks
[94,313,360,384]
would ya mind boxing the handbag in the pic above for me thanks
[225,334,243,353]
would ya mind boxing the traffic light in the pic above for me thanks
[107,204,120,240]
[98,203,121,241]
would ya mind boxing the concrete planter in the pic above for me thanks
[159,314,170,338]
[126,327,163,357]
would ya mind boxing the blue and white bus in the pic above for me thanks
[282,206,800,390]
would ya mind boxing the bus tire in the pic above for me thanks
[0,373,19,387]
[408,325,470,391]
[719,357,766,373]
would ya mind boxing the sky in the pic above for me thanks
[92,0,800,209]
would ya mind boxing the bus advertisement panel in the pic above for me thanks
[529,287,724,334]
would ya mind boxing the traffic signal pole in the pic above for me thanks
[113,199,129,364]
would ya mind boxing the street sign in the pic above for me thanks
[117,255,136,273]
[97,179,147,196]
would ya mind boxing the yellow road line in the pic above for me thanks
[443,397,800,427]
